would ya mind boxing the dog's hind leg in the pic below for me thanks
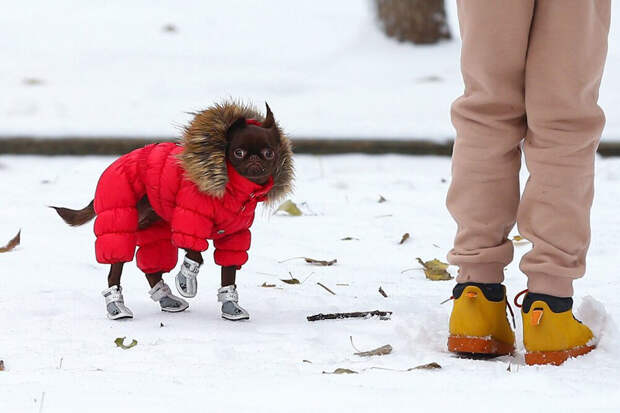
[101,263,133,320]
[107,262,124,287]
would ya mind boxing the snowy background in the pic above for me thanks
[0,154,619,412]
[1,0,619,140]
[2,1,620,412]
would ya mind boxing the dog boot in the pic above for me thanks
[448,282,515,356]
[175,256,201,298]
[149,280,189,313]
[519,291,595,366]
[218,285,249,321]
[102,285,133,320]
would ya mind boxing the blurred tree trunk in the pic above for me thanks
[375,0,451,45]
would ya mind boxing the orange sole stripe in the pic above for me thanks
[448,336,514,356]
[525,345,595,366]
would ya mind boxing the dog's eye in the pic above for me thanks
[262,148,275,160]
[233,148,246,159]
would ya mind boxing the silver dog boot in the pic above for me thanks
[175,256,201,298]
[102,285,134,320]
[149,280,189,313]
[218,285,249,321]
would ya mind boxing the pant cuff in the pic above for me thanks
[456,263,505,284]
[526,272,574,298]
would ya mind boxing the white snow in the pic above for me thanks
[1,154,619,412]
[1,1,619,140]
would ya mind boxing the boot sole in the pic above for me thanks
[525,345,595,366]
[448,336,514,357]
[222,314,250,321]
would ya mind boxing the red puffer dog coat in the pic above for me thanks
[93,101,294,274]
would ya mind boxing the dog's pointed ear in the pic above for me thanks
[262,102,275,129]
[226,116,246,141]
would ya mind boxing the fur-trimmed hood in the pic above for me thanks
[179,100,294,206]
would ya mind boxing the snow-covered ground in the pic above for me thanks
[0,154,619,412]
[1,1,619,140]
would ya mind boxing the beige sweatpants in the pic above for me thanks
[447,0,611,297]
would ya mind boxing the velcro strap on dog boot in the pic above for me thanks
[217,285,239,303]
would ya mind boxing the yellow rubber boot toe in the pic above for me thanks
[521,293,595,366]
[448,283,515,356]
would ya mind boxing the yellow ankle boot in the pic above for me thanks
[520,291,595,366]
[448,283,515,356]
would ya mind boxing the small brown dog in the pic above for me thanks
[53,101,294,320]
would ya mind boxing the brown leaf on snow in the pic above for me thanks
[356,345,393,357]
[280,277,300,285]
[409,362,441,370]
[416,257,453,281]
[323,368,358,375]
[0,360,4,371]
[340,236,359,241]
[278,256,337,266]
[350,336,393,357]
[260,282,276,288]
[305,257,337,266]
[378,195,387,203]
[0,230,20,253]
[399,233,410,245]
[378,286,388,298]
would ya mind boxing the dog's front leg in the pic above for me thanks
[174,249,203,298]
[218,266,248,320]
[221,265,236,287]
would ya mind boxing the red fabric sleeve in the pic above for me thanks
[213,229,251,269]
[170,185,214,252]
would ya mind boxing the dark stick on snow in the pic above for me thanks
[306,310,392,322]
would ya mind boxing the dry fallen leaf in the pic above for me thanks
[355,345,393,357]
[350,336,393,357]
[378,195,387,203]
[275,200,303,216]
[323,368,358,375]
[340,236,359,241]
[512,235,530,245]
[416,257,453,281]
[378,286,388,298]
[280,277,300,285]
[162,23,178,33]
[0,360,4,371]
[261,282,276,288]
[0,230,20,253]
[409,362,441,370]
[114,337,138,350]
[399,233,410,245]
[305,257,337,266]
[303,359,313,364]
[23,77,44,86]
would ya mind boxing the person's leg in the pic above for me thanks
[447,0,534,283]
[446,0,535,356]
[519,0,611,297]
[517,0,611,365]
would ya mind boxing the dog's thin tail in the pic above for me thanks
[51,200,95,227]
